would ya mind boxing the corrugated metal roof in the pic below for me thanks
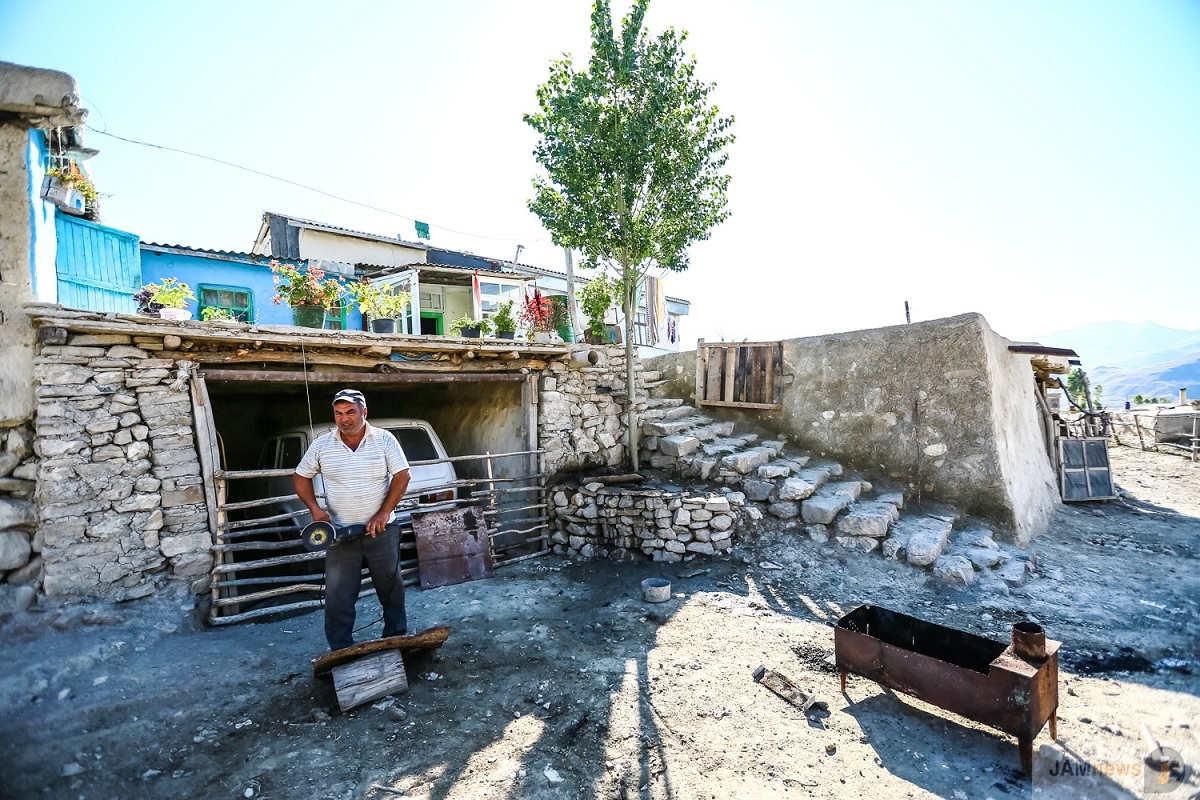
[141,242,275,261]
[264,211,430,251]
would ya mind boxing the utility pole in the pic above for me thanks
[564,248,581,343]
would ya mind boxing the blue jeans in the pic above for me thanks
[323,525,407,650]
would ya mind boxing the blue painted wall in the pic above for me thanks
[139,247,363,329]
[28,130,58,302]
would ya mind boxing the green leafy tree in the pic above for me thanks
[525,0,734,467]
[1065,368,1087,409]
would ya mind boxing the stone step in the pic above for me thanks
[641,370,662,382]
[645,397,685,410]
[800,492,852,525]
[660,404,697,421]
[834,500,901,539]
[719,446,775,475]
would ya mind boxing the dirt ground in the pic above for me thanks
[2,443,1197,800]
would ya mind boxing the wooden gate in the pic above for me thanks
[695,340,783,410]
[190,378,549,626]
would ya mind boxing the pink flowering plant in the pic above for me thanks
[270,261,344,309]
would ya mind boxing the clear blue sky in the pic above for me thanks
[3,0,1198,344]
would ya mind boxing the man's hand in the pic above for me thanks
[294,474,330,525]
[365,510,390,537]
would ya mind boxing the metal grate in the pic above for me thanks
[1058,437,1115,501]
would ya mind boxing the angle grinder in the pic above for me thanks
[300,521,399,552]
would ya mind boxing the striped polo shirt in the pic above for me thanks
[295,423,410,526]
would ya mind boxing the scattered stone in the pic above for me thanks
[965,548,1003,569]
[997,560,1028,587]
[835,502,898,538]
[900,517,954,566]
[1101,724,1123,736]
[958,529,998,549]
[544,767,564,785]
[757,464,790,479]
[806,525,829,543]
[933,555,976,585]
[876,492,904,509]
[742,479,776,503]
[767,501,800,520]
[836,536,879,553]
[387,705,408,722]
[62,762,85,777]
[778,478,815,501]
[822,481,863,501]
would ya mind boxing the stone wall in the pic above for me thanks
[548,483,740,562]
[33,331,211,600]
[648,313,1059,542]
[539,345,642,476]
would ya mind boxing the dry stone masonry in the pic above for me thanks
[548,482,739,562]
[0,421,38,615]
[539,345,642,476]
[33,332,210,601]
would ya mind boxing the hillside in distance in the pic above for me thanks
[1033,321,1199,404]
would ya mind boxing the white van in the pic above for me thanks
[254,418,458,527]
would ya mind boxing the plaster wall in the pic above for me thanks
[297,229,426,268]
[649,313,1058,541]
[0,126,43,425]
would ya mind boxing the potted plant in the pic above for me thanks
[449,315,493,338]
[347,279,412,334]
[519,288,567,342]
[271,261,344,328]
[136,278,196,321]
[579,273,618,344]
[200,307,238,323]
[492,299,518,340]
[42,165,98,217]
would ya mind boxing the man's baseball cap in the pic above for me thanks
[332,389,366,405]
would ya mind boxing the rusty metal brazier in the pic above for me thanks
[834,605,1059,774]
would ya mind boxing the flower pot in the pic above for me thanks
[159,308,192,321]
[370,318,396,334]
[497,330,516,340]
[292,305,327,329]
[460,326,482,338]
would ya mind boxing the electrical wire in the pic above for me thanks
[85,125,549,245]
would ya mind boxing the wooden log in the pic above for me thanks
[332,650,409,711]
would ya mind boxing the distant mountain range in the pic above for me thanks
[1032,321,1200,404]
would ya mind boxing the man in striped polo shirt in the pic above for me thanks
[294,389,411,651]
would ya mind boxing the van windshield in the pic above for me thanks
[389,427,438,462]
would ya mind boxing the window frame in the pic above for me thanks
[197,283,254,323]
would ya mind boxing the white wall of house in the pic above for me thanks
[297,229,426,267]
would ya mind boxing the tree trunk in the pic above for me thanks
[623,268,640,471]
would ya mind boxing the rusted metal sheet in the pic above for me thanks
[835,605,1059,774]
[411,505,495,590]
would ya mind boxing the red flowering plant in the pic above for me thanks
[518,288,567,333]
[270,261,344,309]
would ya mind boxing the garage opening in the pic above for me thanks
[192,369,547,625]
